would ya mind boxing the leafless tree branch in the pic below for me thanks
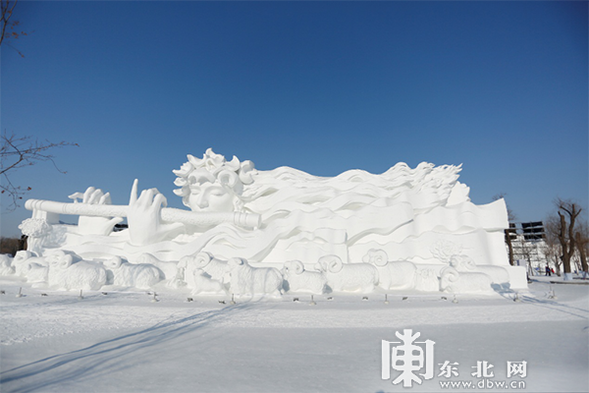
[1,0,30,57]
[1,131,78,211]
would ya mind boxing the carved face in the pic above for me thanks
[187,182,235,212]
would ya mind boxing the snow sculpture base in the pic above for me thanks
[7,148,524,296]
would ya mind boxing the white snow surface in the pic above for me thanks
[0,276,587,393]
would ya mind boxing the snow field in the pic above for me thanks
[0,278,587,392]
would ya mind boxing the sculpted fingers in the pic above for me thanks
[68,192,84,202]
[153,193,167,209]
[99,192,112,205]
[130,179,139,205]
[108,217,124,226]
[83,187,97,203]
[138,189,153,207]
[89,188,104,204]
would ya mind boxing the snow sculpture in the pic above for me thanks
[0,254,14,276]
[11,250,49,284]
[363,249,441,292]
[19,147,525,296]
[18,218,53,255]
[179,251,227,283]
[449,254,510,285]
[282,260,328,294]
[439,266,493,294]
[363,249,417,291]
[68,187,123,236]
[45,250,107,291]
[13,250,47,278]
[102,256,162,289]
[190,268,226,295]
[178,252,227,292]
[136,253,182,286]
[315,255,379,294]
[224,257,283,297]
[413,268,440,292]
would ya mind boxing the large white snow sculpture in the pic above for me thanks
[18,148,526,294]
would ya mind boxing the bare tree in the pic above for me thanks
[542,225,562,275]
[1,132,78,210]
[1,0,27,57]
[504,224,516,266]
[552,199,582,279]
[1,3,76,210]
[575,221,588,277]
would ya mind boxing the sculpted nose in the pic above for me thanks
[195,192,208,208]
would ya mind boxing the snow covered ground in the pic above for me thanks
[1,276,587,393]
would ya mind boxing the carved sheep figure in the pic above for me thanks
[179,251,227,286]
[225,257,283,297]
[136,253,181,286]
[0,254,15,276]
[13,250,48,278]
[102,256,162,289]
[439,266,493,293]
[191,268,226,295]
[46,250,107,291]
[450,255,510,285]
[315,255,379,293]
[282,260,327,294]
[363,249,416,290]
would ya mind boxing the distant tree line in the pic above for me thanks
[0,235,27,256]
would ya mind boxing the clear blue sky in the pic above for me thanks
[1,1,587,237]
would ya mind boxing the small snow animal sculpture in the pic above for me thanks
[439,266,493,293]
[315,255,379,293]
[46,250,107,291]
[449,254,510,285]
[13,250,47,277]
[282,260,327,295]
[0,254,15,276]
[363,249,417,290]
[191,268,225,295]
[180,251,227,285]
[12,250,48,283]
[225,257,283,297]
[102,256,162,289]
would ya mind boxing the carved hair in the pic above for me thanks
[172,148,255,209]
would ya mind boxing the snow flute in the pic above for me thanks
[24,199,262,229]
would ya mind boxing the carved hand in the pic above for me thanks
[127,179,184,246]
[69,187,123,236]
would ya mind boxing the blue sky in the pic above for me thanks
[1,1,587,237]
